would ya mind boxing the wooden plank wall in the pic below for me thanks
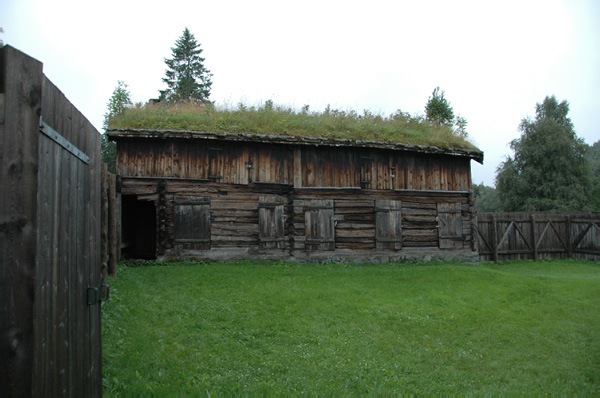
[116,139,472,191]
[0,45,43,398]
[0,46,102,397]
[120,179,476,261]
[476,212,600,262]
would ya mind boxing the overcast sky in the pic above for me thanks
[2,0,599,186]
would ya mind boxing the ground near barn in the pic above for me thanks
[102,259,600,394]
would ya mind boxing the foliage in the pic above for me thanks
[454,115,468,139]
[102,81,132,173]
[496,96,592,211]
[161,28,212,104]
[425,87,455,126]
[107,101,478,150]
[473,183,500,212]
[102,259,600,394]
[0,27,4,46]
[586,140,600,211]
[587,140,600,177]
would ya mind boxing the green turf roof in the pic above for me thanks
[108,102,483,161]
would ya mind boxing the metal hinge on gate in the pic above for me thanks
[39,117,90,164]
[87,284,110,305]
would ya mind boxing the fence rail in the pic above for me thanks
[476,212,600,262]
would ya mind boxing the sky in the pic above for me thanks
[2,0,599,186]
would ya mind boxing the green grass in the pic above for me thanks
[102,259,600,394]
[108,101,478,150]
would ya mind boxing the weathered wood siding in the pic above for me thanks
[1,46,102,397]
[477,212,600,262]
[116,139,472,191]
[120,178,477,262]
[117,140,294,184]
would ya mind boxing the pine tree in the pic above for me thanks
[102,81,132,173]
[162,28,213,103]
[496,96,592,211]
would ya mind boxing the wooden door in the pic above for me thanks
[437,202,464,249]
[375,199,403,250]
[173,196,211,250]
[258,196,286,249]
[304,199,335,250]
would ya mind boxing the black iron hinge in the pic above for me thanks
[87,284,110,305]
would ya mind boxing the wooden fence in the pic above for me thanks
[476,212,600,262]
[1,46,103,397]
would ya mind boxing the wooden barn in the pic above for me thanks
[107,121,483,263]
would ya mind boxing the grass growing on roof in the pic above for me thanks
[102,259,600,394]
[108,101,478,150]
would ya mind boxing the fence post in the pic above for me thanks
[492,214,498,264]
[531,214,537,261]
[566,215,573,258]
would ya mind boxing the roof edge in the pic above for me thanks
[107,128,484,164]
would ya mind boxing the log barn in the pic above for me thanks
[107,127,483,262]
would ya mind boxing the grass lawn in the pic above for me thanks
[102,259,600,394]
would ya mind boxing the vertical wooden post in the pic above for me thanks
[566,215,573,258]
[116,175,122,261]
[491,214,498,264]
[293,148,302,188]
[469,190,478,252]
[108,173,117,276]
[100,164,108,284]
[531,214,537,261]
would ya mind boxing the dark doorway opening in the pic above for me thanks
[121,195,157,259]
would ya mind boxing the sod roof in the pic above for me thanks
[107,103,484,163]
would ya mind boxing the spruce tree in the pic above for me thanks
[162,28,212,103]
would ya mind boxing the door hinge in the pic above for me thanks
[87,284,110,305]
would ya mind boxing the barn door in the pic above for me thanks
[437,202,463,249]
[375,199,403,250]
[174,196,211,250]
[304,199,335,250]
[258,196,286,249]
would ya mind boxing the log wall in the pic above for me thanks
[120,178,478,263]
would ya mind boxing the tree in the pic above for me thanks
[162,28,212,103]
[425,87,454,126]
[102,81,132,173]
[586,140,600,211]
[473,183,500,212]
[496,96,592,211]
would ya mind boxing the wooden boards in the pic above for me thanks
[120,178,475,260]
[114,137,473,192]
[1,46,102,397]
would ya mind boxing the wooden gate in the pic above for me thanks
[1,46,102,397]
[476,212,600,262]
